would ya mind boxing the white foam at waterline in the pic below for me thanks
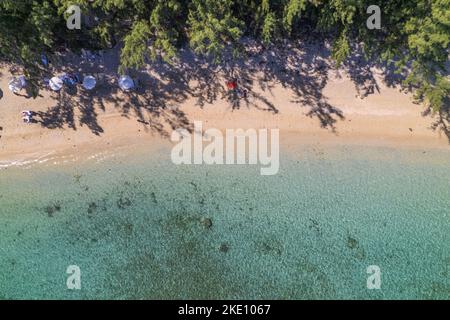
[0,152,73,169]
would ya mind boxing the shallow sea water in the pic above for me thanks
[0,143,449,299]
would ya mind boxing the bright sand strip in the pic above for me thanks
[0,64,448,167]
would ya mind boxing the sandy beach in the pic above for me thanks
[0,46,448,168]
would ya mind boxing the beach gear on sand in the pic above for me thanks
[21,110,32,124]
[41,54,49,67]
[8,76,26,93]
[118,75,135,91]
[82,75,96,90]
[61,73,80,86]
[81,49,99,62]
[49,77,63,91]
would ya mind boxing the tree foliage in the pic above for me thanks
[0,0,448,110]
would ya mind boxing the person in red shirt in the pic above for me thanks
[227,78,238,89]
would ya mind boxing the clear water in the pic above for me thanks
[0,143,449,299]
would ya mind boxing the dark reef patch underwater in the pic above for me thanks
[0,144,449,299]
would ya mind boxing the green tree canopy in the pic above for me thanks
[0,0,448,110]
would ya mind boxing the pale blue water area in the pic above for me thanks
[0,143,449,299]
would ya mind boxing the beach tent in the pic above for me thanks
[118,75,134,91]
[82,75,96,90]
[49,77,63,91]
[8,76,26,93]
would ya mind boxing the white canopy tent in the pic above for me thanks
[82,75,96,90]
[49,77,63,91]
[118,75,134,91]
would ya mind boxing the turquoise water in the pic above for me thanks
[0,143,449,299]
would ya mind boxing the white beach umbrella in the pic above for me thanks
[49,76,63,91]
[82,75,96,90]
[8,80,21,93]
[118,75,134,91]
[8,76,26,93]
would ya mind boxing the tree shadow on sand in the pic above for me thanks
[240,40,345,131]
[34,79,194,138]
[161,41,346,130]
[32,40,422,137]
[344,54,380,99]
[35,91,76,130]
[34,89,105,135]
[424,98,450,143]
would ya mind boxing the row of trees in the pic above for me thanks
[0,0,449,111]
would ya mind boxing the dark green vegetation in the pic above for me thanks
[0,0,449,111]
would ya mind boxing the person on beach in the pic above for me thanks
[226,78,248,109]
[226,79,239,109]
[226,78,238,93]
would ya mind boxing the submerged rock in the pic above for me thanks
[45,203,61,217]
[200,217,213,229]
[150,192,157,204]
[87,202,97,214]
[124,223,134,235]
[117,196,132,209]
[346,236,358,249]
[219,243,229,253]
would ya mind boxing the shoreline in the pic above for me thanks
[2,128,449,171]
[1,51,449,168]
[1,106,448,169]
